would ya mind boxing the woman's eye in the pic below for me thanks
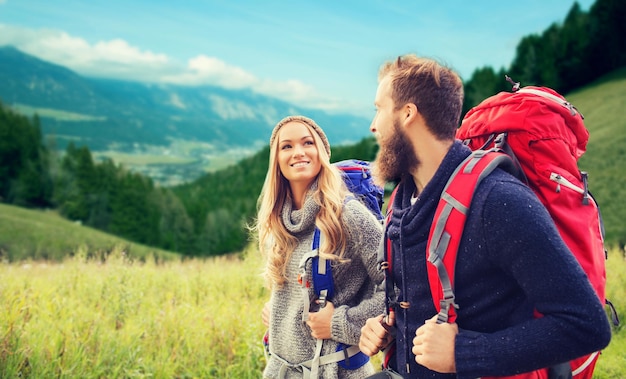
[281,144,291,150]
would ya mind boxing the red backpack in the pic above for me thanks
[382,79,618,378]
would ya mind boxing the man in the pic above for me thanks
[358,54,611,378]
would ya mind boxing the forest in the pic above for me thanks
[0,0,624,258]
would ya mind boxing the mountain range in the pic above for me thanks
[0,46,372,182]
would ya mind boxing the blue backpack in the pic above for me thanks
[307,159,384,370]
[333,159,385,220]
[309,159,384,308]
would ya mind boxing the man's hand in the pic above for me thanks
[307,301,335,339]
[359,310,396,356]
[412,315,458,373]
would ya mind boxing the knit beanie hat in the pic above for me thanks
[269,115,331,157]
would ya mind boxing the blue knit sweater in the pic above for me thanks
[387,141,611,379]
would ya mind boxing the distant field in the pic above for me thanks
[11,103,106,122]
[93,151,197,166]
[90,139,260,184]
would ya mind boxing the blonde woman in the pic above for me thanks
[254,115,384,378]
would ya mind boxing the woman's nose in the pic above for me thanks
[293,144,305,156]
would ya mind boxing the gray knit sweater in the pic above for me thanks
[263,192,385,379]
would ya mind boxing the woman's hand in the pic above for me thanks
[261,301,270,327]
[306,301,335,339]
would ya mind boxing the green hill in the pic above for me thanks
[1,69,624,261]
[0,202,179,262]
[568,67,626,246]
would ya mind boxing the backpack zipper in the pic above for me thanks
[549,172,590,205]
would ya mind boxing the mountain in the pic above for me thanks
[0,46,372,182]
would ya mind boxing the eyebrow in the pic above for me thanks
[279,135,314,144]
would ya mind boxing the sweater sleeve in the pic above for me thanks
[454,178,612,379]
[331,199,386,345]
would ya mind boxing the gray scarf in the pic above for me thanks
[280,188,320,237]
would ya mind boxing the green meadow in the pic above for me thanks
[0,203,624,378]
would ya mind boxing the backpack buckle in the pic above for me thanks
[318,289,328,308]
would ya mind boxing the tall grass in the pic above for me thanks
[0,246,624,378]
[0,246,268,378]
[595,246,626,379]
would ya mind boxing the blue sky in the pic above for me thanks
[0,0,594,117]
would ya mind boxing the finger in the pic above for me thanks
[370,321,392,339]
[425,314,438,324]
[361,323,386,344]
[359,340,378,356]
[359,334,381,356]
[384,309,396,327]
[412,342,421,358]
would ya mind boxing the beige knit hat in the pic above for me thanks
[269,115,331,157]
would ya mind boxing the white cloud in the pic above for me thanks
[0,23,360,114]
[0,24,171,80]
[161,55,257,89]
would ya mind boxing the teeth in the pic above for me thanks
[292,162,309,167]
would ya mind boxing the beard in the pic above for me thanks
[372,117,420,187]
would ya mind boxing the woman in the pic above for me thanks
[254,115,384,378]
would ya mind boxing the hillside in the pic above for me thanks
[0,45,372,184]
[0,46,371,151]
[568,67,626,245]
[0,202,179,262]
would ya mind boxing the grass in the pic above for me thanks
[598,246,626,378]
[0,203,178,262]
[568,67,626,245]
[0,242,624,378]
[0,247,268,378]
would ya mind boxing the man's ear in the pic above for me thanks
[403,103,419,123]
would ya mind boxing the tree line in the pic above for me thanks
[462,0,625,114]
[0,0,623,257]
[0,103,379,257]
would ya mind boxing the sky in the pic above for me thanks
[0,0,595,117]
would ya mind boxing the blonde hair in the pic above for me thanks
[252,118,349,288]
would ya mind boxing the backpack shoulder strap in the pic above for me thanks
[297,227,334,324]
[428,150,514,324]
[378,185,399,370]
[311,227,335,307]
[379,186,400,316]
